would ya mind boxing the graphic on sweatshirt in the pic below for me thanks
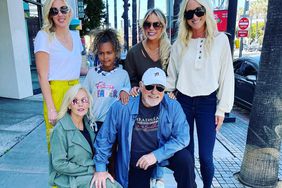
[96,81,118,98]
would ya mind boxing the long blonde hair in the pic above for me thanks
[177,0,218,55]
[140,8,171,72]
[56,84,94,122]
[41,0,72,35]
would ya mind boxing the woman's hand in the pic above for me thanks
[90,172,114,188]
[130,86,139,97]
[119,91,129,105]
[48,108,57,125]
[215,115,224,131]
[168,91,176,99]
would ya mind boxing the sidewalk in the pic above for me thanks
[0,95,281,188]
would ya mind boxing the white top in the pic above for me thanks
[34,30,83,81]
[167,32,234,117]
[83,67,131,122]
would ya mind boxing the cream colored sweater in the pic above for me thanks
[167,32,234,117]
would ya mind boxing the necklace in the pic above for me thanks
[143,41,160,57]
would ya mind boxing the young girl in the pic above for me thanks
[84,28,130,129]
[83,28,130,176]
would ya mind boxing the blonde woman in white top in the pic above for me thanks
[34,0,83,151]
[166,0,234,187]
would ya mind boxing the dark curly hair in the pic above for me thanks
[92,28,121,59]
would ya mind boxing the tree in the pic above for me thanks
[238,0,282,187]
[249,0,267,43]
[81,0,105,35]
[250,22,265,45]
[147,0,154,9]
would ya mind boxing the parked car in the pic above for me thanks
[233,55,260,110]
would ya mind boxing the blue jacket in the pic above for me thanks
[94,94,190,188]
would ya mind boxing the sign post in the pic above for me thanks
[237,17,249,38]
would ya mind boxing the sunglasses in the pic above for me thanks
[143,21,163,30]
[71,97,89,105]
[145,85,165,92]
[49,6,69,16]
[184,6,206,20]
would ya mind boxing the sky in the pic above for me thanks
[107,0,245,30]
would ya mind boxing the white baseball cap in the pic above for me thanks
[142,67,166,87]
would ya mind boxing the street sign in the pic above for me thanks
[238,17,249,30]
[238,30,248,37]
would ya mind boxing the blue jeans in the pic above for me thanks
[177,91,217,188]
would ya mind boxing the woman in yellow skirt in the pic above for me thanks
[34,0,84,151]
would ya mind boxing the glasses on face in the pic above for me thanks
[71,97,89,105]
[143,21,163,30]
[184,6,206,20]
[144,85,165,92]
[49,6,69,16]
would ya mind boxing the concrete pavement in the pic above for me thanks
[0,95,281,188]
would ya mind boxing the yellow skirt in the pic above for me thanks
[43,79,79,152]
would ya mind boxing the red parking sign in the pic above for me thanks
[238,30,248,37]
[238,17,249,30]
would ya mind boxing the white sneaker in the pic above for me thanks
[150,179,165,188]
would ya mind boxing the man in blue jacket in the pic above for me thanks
[91,67,195,188]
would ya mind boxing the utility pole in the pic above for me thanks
[114,0,117,29]
[132,0,137,46]
[122,0,130,50]
[239,0,249,57]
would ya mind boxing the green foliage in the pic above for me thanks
[250,22,265,44]
[81,0,106,35]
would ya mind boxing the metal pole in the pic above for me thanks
[132,0,137,45]
[166,0,173,42]
[147,0,154,9]
[106,0,109,27]
[123,0,129,50]
[239,0,249,57]
[114,0,117,29]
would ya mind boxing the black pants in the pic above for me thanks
[128,148,196,188]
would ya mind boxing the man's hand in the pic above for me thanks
[215,115,224,131]
[90,171,114,188]
[119,90,129,104]
[136,153,157,170]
